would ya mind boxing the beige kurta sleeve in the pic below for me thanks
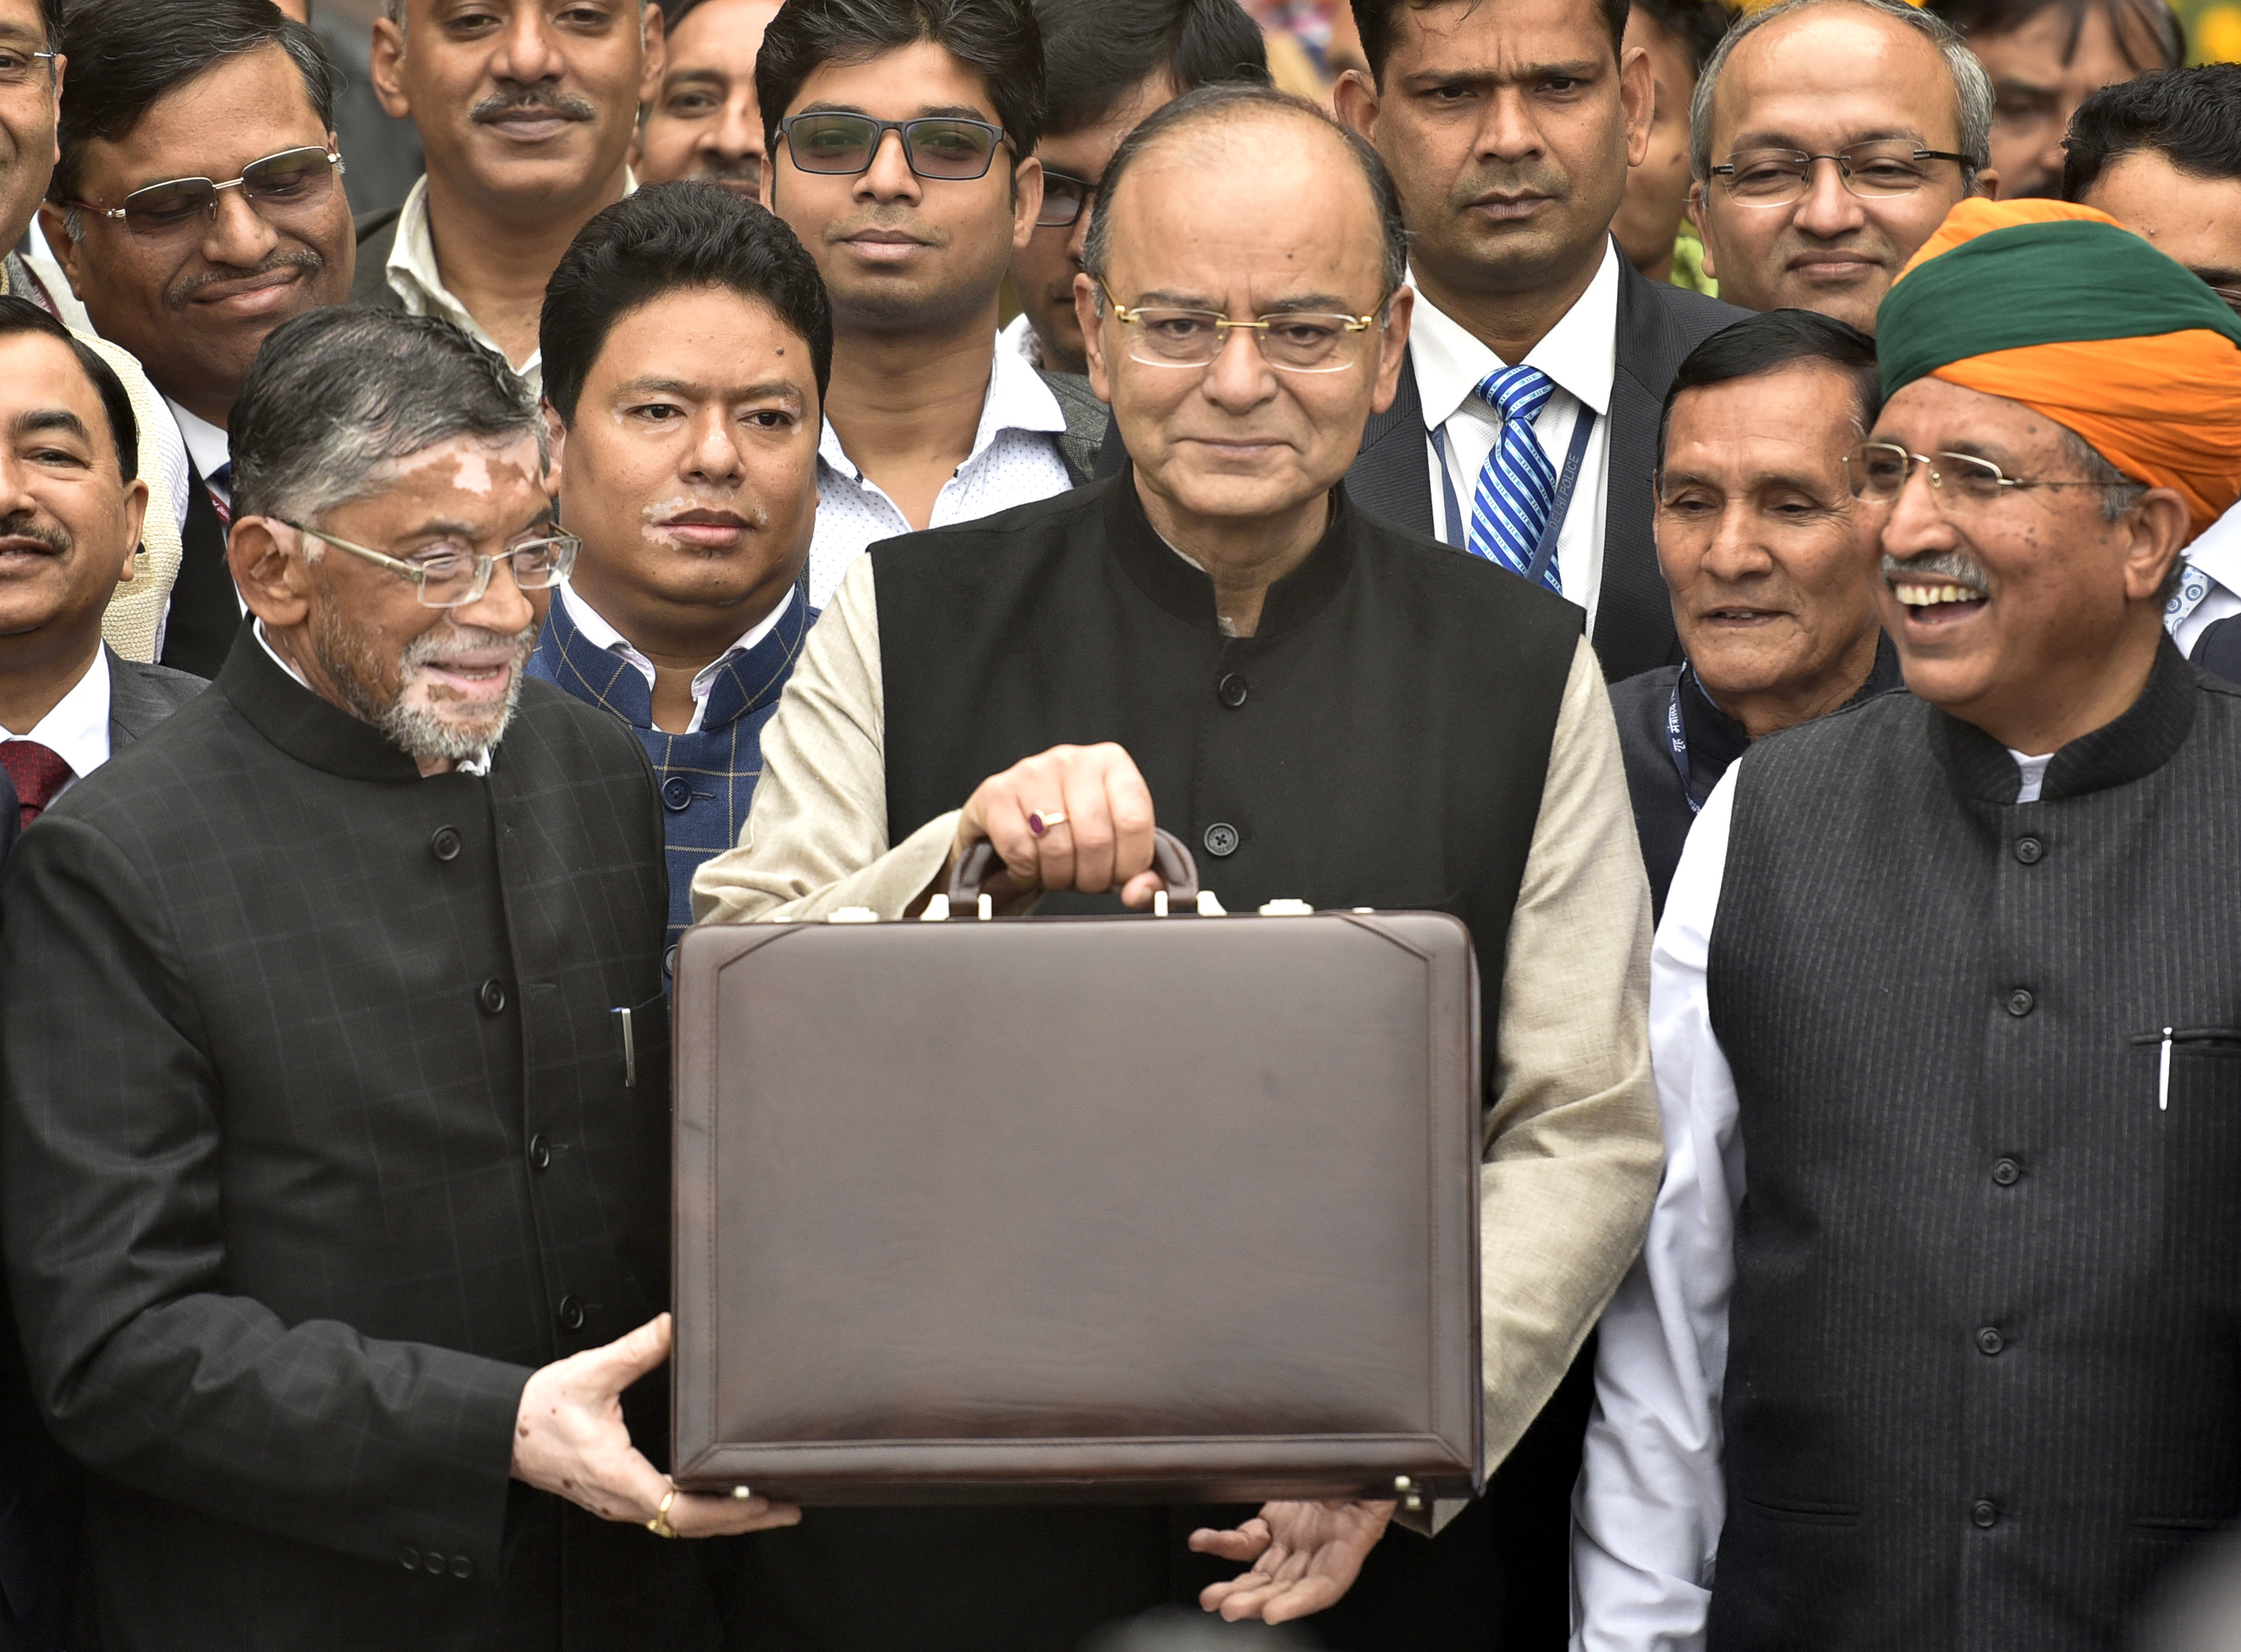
[1478,633,1663,1471]
[690,556,960,925]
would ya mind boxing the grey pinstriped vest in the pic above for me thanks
[1705,640,2241,1651]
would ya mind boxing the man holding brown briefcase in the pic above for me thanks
[693,84,1663,1651]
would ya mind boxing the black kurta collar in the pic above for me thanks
[1100,464,1356,643]
[1930,632,2198,804]
[216,616,435,784]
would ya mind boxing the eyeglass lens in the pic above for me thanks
[1037,174,1095,228]
[120,147,340,235]
[1722,141,1955,203]
[1845,443,2009,505]
[1126,310,1368,373]
[784,115,1001,180]
[412,538,577,609]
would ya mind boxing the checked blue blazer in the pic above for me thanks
[527,583,813,953]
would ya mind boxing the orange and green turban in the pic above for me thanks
[1877,198,2241,539]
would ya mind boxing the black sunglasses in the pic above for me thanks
[779,113,1010,181]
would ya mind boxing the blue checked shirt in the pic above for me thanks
[527,579,813,961]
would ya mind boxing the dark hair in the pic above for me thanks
[1035,0,1268,137]
[1656,308,1880,471]
[1083,84,1410,295]
[53,0,342,205]
[755,0,1044,162]
[1352,0,1632,82]
[0,295,138,482]
[2063,63,2241,201]
[542,183,836,424]
[1630,0,1736,76]
[232,308,541,526]
[656,0,719,29]
[34,0,58,48]
[1923,0,2182,70]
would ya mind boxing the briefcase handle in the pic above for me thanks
[947,827,1201,907]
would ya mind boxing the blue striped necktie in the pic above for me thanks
[1468,364,1564,595]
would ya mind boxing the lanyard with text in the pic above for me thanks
[1431,405,1599,592]
[1666,670,1701,817]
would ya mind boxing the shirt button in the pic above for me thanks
[2006,989,2034,1018]
[1217,674,1249,708]
[1971,1499,1999,1529]
[478,978,508,1016]
[430,826,462,862]
[1203,822,1240,858]
[528,1134,552,1171]
[450,1554,474,1580]
[1992,1157,2021,1186]
[401,1547,420,1570]
[557,1294,586,1331]
[2014,836,2043,864]
[1976,1326,2005,1356]
[661,776,693,813]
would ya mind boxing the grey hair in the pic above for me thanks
[1689,0,1995,190]
[231,307,543,528]
[2059,425,2150,522]
[1082,83,1409,300]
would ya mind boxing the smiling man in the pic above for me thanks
[363,0,664,391]
[1686,0,1995,334]
[1608,308,1899,917]
[530,184,824,959]
[633,0,781,198]
[758,0,1082,607]
[40,0,355,679]
[1573,198,2241,1651]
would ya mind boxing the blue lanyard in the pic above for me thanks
[1430,404,1599,591]
[1667,672,1701,817]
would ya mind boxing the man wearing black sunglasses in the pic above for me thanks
[40,0,357,679]
[755,0,1084,609]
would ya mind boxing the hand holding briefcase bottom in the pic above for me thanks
[671,830,1484,1506]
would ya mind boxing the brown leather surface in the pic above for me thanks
[671,907,1483,1504]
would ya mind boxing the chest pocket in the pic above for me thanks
[2153,1029,2241,1299]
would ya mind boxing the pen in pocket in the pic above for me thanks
[2159,1026,2171,1113]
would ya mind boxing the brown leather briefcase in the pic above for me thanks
[670,831,1483,1506]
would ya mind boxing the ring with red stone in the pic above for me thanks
[1027,809,1067,837]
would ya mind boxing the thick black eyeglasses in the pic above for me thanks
[1037,169,1099,228]
[779,113,1009,181]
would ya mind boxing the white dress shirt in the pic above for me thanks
[2165,499,2241,655]
[1573,739,2064,1650]
[999,310,1044,368]
[1412,240,1618,631]
[0,648,113,802]
[555,579,796,734]
[805,339,1071,607]
[168,398,231,517]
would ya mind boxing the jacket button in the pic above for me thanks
[1203,822,1240,857]
[2014,835,2043,864]
[1971,1499,1998,1529]
[401,1547,420,1570]
[661,776,693,812]
[1976,1326,2005,1356]
[558,1294,586,1331]
[1217,673,1248,708]
[2006,989,2034,1018]
[450,1554,474,1579]
[1992,1157,2021,1186]
[478,978,508,1015]
[424,1550,447,1573]
[662,945,678,979]
[430,826,462,862]
[528,1134,551,1171]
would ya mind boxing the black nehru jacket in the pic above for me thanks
[721,473,1591,1651]
[1703,640,2241,1649]
[0,623,713,1650]
[1611,635,1903,918]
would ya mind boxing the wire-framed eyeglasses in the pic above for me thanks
[779,113,1011,181]
[1843,442,2113,512]
[0,45,56,92]
[1095,279,1390,374]
[61,146,346,241]
[280,520,580,610]
[1710,141,1970,206]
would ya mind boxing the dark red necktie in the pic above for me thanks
[1,740,72,829]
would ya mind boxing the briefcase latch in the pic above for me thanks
[1257,899,1314,917]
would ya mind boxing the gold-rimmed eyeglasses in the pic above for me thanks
[1843,442,2113,513]
[279,520,579,610]
[61,146,345,241]
[1095,279,1390,373]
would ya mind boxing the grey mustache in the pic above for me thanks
[1882,551,1989,594]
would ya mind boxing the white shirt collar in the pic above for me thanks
[2183,498,2241,599]
[252,618,491,776]
[817,335,1068,481]
[1,646,111,787]
[1000,310,1046,369]
[1408,238,1621,428]
[167,399,231,485]
[557,577,796,734]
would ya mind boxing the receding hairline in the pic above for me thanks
[1104,101,1375,219]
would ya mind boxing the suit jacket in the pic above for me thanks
[1344,253,1745,681]
[354,207,406,310]
[0,625,715,1651]
[0,649,203,1651]
[156,457,240,680]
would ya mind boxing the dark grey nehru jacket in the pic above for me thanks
[1703,640,2241,1650]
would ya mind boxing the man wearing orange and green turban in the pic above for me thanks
[1573,196,2241,1652]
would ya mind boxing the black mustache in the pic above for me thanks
[471,88,597,124]
[165,248,322,311]
[0,511,70,556]
[1882,550,1990,593]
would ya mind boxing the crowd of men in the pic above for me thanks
[0,0,2233,1647]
